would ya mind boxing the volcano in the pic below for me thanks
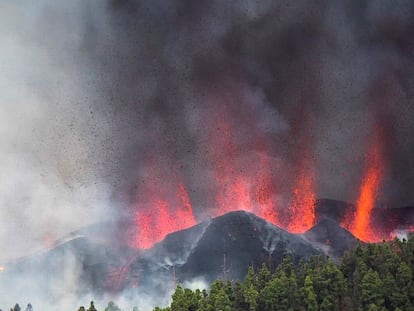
[304,217,360,259]
[2,202,412,302]
[1,210,323,298]
[127,210,323,292]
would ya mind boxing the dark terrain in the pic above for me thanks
[2,200,413,299]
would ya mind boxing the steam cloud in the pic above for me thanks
[1,0,414,309]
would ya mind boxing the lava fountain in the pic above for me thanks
[134,170,196,249]
[287,159,316,233]
[198,86,284,227]
[208,118,280,225]
[342,126,385,242]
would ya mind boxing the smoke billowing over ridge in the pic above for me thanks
[92,1,414,230]
[1,0,414,308]
[2,0,414,255]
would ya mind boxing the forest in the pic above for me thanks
[6,236,414,311]
[154,236,414,311]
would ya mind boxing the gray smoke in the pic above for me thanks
[0,2,119,260]
[86,0,414,210]
[1,0,414,309]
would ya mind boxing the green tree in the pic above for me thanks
[243,266,258,289]
[244,284,259,311]
[214,288,232,311]
[260,274,291,311]
[170,285,201,311]
[257,263,271,291]
[320,297,333,311]
[302,275,318,311]
[320,259,346,309]
[362,269,385,309]
[233,281,248,311]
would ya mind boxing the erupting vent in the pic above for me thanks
[342,125,385,242]
[131,119,410,249]
[287,159,316,233]
[132,90,320,248]
[134,182,196,249]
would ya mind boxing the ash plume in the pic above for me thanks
[1,0,414,309]
[84,0,414,212]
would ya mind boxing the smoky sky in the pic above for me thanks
[1,0,414,257]
[89,0,414,208]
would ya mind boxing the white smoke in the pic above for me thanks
[0,1,114,260]
[1,0,414,310]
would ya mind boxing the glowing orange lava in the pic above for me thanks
[135,181,196,249]
[342,130,384,242]
[207,117,281,226]
[287,162,316,233]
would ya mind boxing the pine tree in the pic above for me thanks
[244,284,259,311]
[170,285,201,311]
[214,288,232,311]
[302,275,318,311]
[233,281,248,311]
[361,269,385,309]
[257,263,271,291]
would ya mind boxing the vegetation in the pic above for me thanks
[4,237,414,310]
[155,237,414,311]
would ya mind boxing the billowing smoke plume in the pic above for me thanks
[85,0,414,213]
[0,2,120,259]
[1,0,414,308]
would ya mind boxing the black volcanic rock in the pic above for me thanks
[303,218,361,259]
[180,211,323,281]
[128,211,323,292]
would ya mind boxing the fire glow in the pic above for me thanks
[132,90,395,249]
[133,95,318,248]
[288,161,316,234]
[342,127,385,242]
[133,172,196,249]
[132,118,400,249]
[134,171,316,249]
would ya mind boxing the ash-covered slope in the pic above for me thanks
[3,209,368,299]
[181,211,322,280]
[1,236,139,298]
[128,211,323,291]
[303,218,360,259]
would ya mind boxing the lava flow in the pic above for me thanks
[342,129,385,242]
